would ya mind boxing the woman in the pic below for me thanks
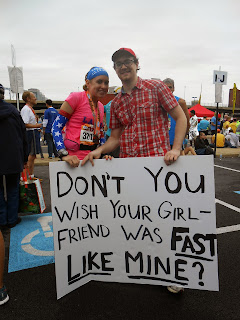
[52,67,109,167]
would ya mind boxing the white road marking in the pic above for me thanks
[214,164,240,173]
[217,225,240,234]
[215,199,240,234]
[215,199,240,213]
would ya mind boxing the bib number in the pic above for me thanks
[80,124,94,145]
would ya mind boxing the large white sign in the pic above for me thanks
[213,70,227,85]
[49,156,219,299]
[8,66,24,93]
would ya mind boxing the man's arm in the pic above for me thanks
[211,117,216,126]
[178,98,190,133]
[81,127,123,166]
[25,123,42,129]
[164,105,187,165]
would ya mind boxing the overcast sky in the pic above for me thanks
[1,0,240,106]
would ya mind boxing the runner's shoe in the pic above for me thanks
[167,286,184,294]
[0,285,9,305]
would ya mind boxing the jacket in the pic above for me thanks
[0,99,28,175]
[194,137,209,150]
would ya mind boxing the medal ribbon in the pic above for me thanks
[86,91,101,142]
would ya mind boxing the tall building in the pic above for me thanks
[229,88,240,108]
[27,88,47,101]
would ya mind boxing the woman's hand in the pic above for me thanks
[102,155,114,160]
[81,149,102,166]
[62,155,80,167]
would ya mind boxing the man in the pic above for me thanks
[162,78,190,148]
[43,99,58,159]
[194,131,214,155]
[0,84,28,229]
[210,113,217,135]
[210,129,231,148]
[225,129,240,148]
[189,110,199,146]
[230,118,238,133]
[222,116,231,135]
[104,87,121,158]
[21,91,42,178]
[219,114,228,132]
[236,121,240,141]
[198,117,210,135]
[82,48,187,293]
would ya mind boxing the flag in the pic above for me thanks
[198,93,201,104]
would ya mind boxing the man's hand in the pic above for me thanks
[164,149,181,166]
[81,149,102,166]
[62,155,80,167]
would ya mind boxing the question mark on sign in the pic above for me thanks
[192,262,204,286]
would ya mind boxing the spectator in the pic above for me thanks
[104,87,121,158]
[194,131,214,155]
[236,122,240,141]
[210,112,218,135]
[82,48,187,294]
[225,129,240,148]
[222,116,231,135]
[189,110,199,146]
[36,115,44,159]
[163,78,190,148]
[43,99,58,159]
[210,129,232,148]
[0,84,28,229]
[219,114,228,131]
[230,118,238,133]
[198,117,210,135]
[0,230,9,305]
[21,91,42,178]
[52,67,109,167]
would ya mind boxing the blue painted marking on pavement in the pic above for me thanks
[8,212,55,273]
[234,191,240,194]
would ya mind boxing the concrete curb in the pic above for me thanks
[34,150,240,166]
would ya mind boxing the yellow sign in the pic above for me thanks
[232,83,237,114]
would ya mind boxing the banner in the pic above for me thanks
[8,66,24,93]
[49,156,219,299]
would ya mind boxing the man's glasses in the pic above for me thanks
[114,59,135,69]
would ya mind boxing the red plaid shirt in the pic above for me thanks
[110,77,179,158]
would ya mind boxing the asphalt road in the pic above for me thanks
[1,157,240,320]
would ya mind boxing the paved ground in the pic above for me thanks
[1,156,240,320]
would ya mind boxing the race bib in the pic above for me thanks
[80,124,94,145]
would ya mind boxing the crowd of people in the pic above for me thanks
[0,47,239,305]
[189,112,240,155]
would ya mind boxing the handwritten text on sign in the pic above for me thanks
[49,156,218,299]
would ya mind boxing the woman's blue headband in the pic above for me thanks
[87,67,109,80]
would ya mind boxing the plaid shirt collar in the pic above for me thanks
[121,77,143,95]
